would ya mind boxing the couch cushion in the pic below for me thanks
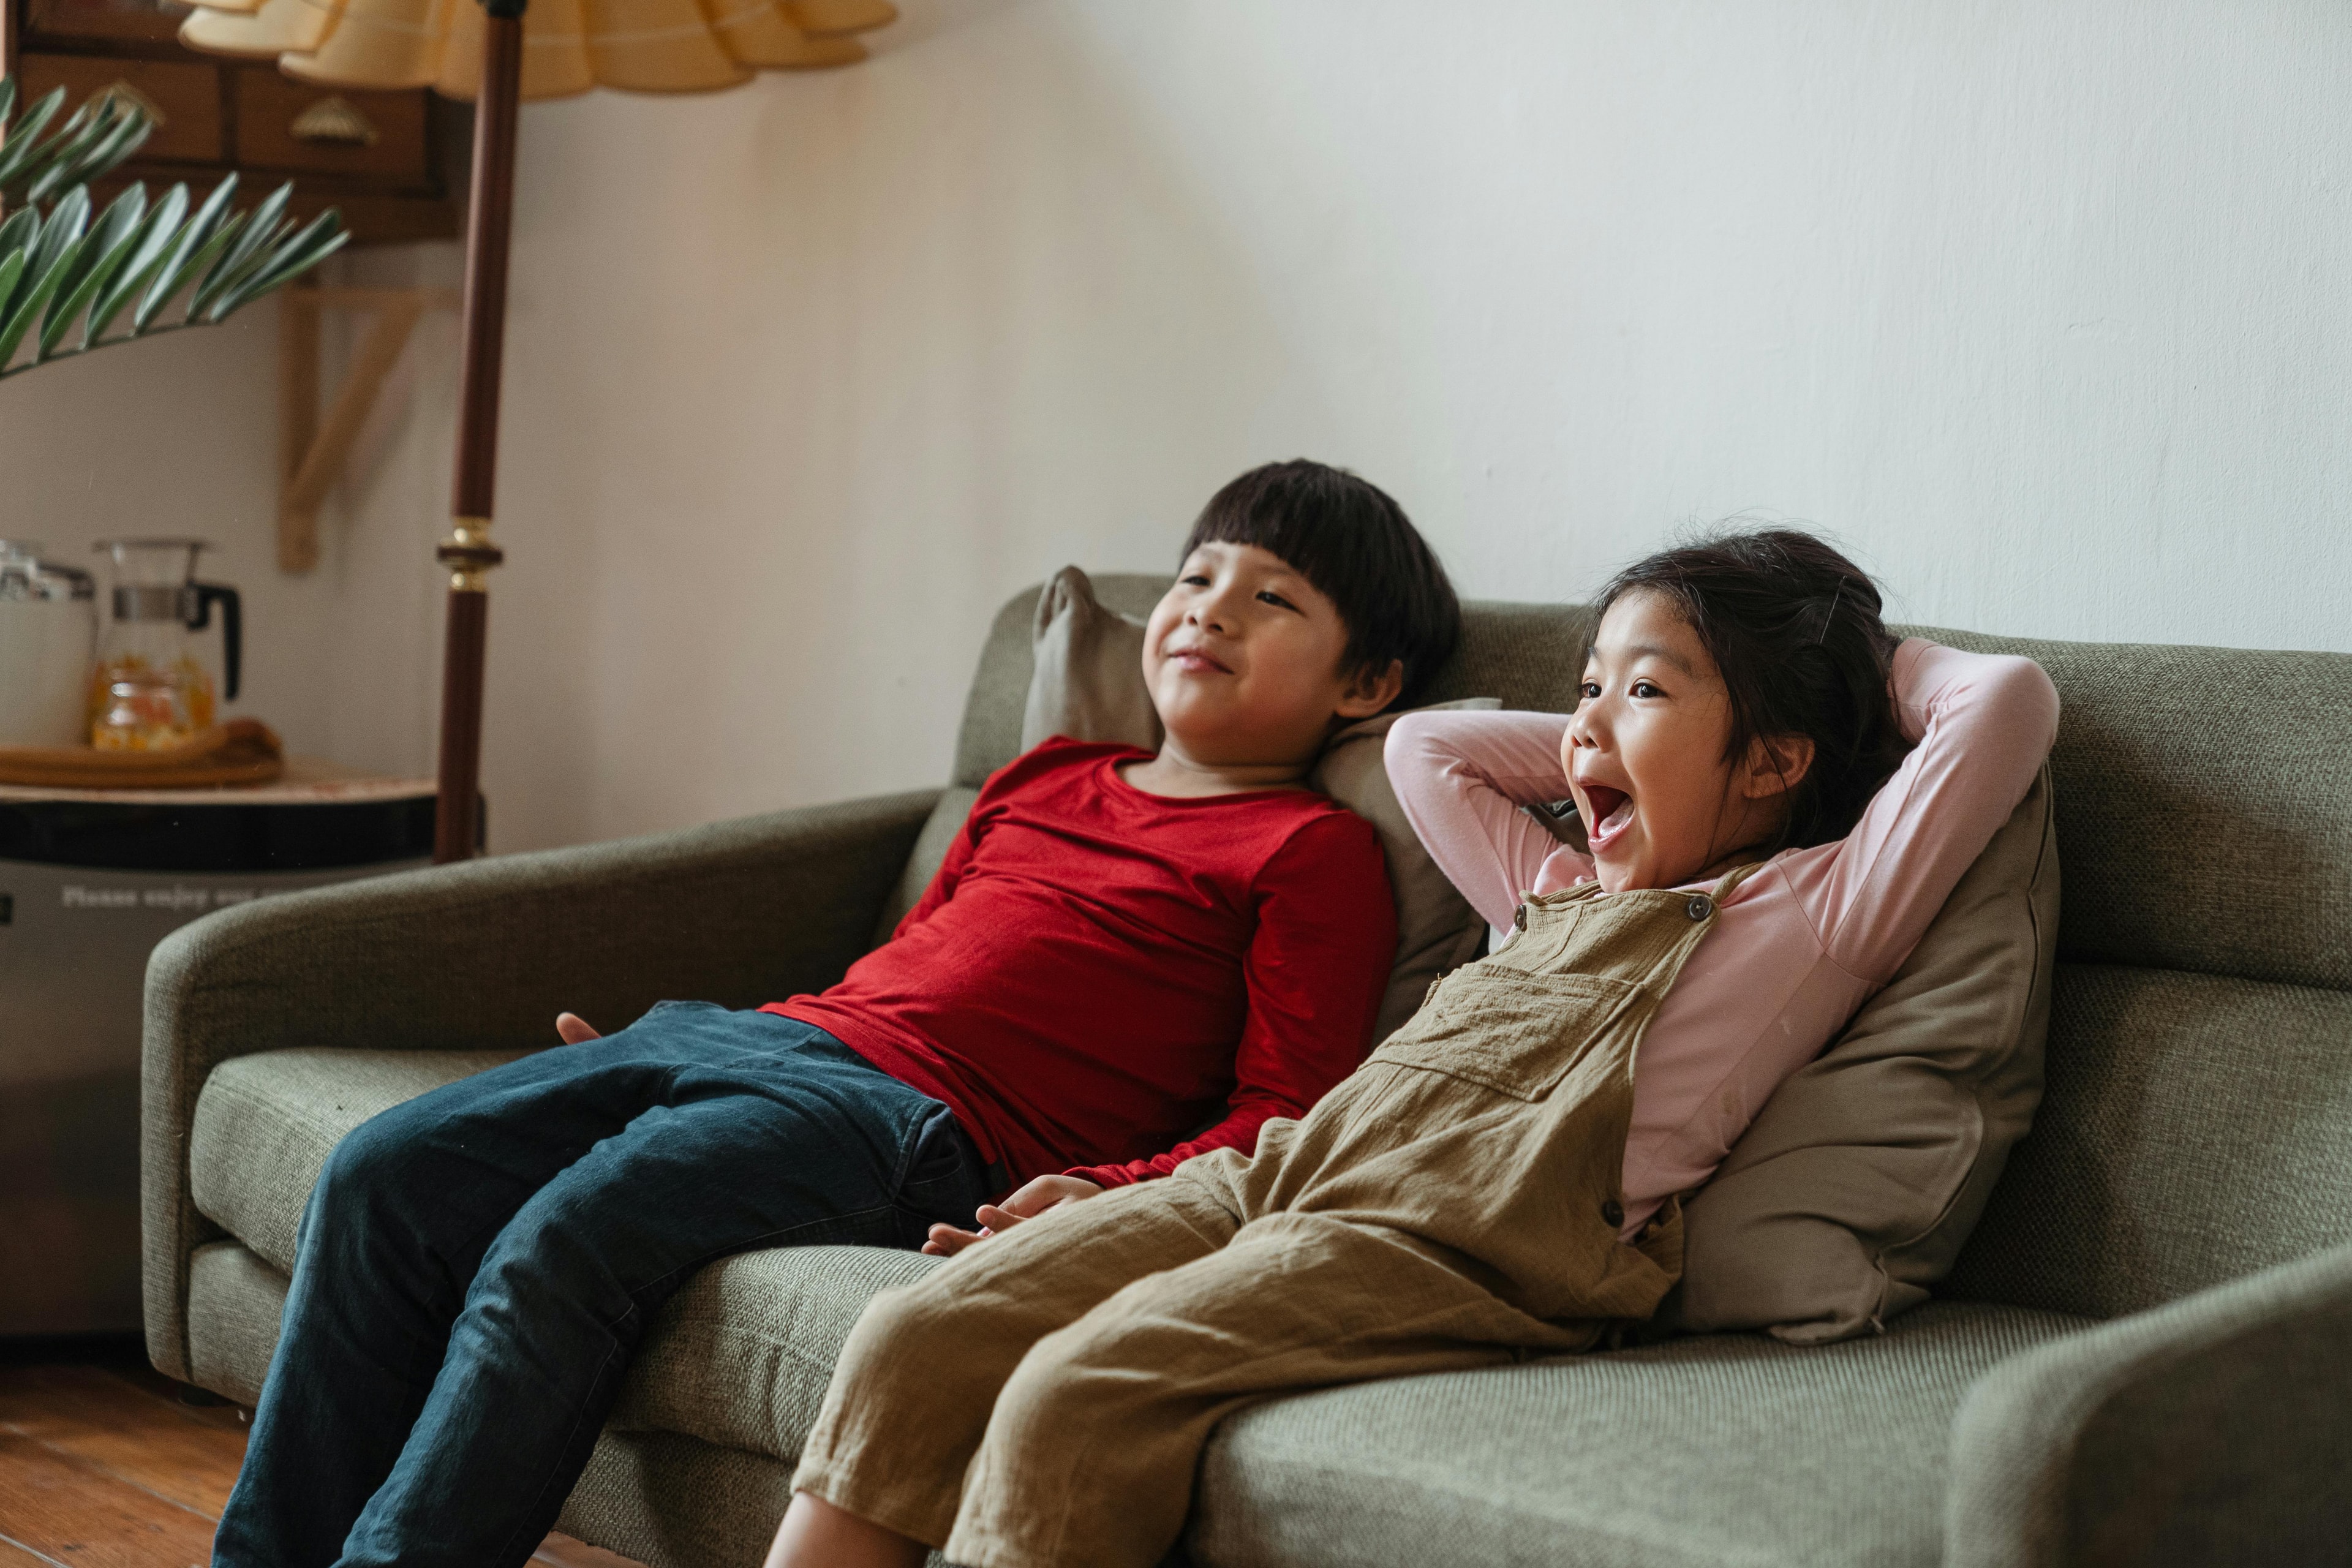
[953,573,1170,790]
[562,1428,808,1568]
[1188,1300,2087,1568]
[186,1240,290,1404]
[1914,629,2352,993]
[1309,703,1496,1044]
[184,1043,945,1464]
[611,1245,941,1461]
[1019,565,1163,756]
[871,786,983,941]
[190,1047,538,1272]
[1667,766,2059,1344]
[179,1237,903,1568]
[1947,963,2352,1320]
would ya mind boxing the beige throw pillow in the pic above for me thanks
[1308,704,1498,1043]
[1021,564,1493,1047]
[1662,763,2060,1343]
[1020,566,1163,753]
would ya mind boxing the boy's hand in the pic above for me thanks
[921,1174,1103,1256]
[555,1012,601,1044]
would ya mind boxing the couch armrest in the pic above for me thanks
[141,788,938,1381]
[1943,1240,2352,1567]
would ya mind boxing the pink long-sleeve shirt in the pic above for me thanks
[1385,639,2059,1236]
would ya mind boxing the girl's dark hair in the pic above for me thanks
[1597,528,1910,854]
[1183,459,1461,710]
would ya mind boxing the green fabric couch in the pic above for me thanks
[142,580,2352,1567]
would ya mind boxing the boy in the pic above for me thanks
[213,459,1462,1568]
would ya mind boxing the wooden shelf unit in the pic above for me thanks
[1,0,461,246]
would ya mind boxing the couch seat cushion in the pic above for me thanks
[1188,1300,2087,1568]
[611,1246,941,1459]
[187,1044,946,1466]
[187,1049,2083,1568]
[192,1047,539,1271]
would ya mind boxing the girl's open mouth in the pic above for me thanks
[1582,784,1636,854]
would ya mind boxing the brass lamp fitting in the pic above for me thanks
[437,517,505,592]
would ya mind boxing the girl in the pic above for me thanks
[764,530,2059,1568]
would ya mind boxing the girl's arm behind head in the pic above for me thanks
[1385,708,1591,931]
[1802,639,2060,981]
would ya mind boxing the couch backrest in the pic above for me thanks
[1926,629,2352,1319]
[951,582,2352,1321]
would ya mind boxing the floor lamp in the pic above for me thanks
[178,0,898,860]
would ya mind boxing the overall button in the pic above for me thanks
[1686,894,1713,921]
[1513,903,1529,932]
[1600,1198,1625,1227]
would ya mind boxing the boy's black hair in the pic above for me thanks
[1596,527,1911,855]
[1181,460,1461,710]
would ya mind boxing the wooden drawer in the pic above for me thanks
[15,52,222,165]
[235,69,429,186]
[4,0,458,244]
[22,0,190,48]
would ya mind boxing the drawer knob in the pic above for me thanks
[94,79,167,128]
[289,96,379,148]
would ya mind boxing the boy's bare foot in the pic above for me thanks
[555,1012,601,1045]
[765,1493,927,1568]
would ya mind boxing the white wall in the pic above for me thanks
[12,0,2349,851]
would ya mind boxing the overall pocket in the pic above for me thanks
[1370,967,1641,1100]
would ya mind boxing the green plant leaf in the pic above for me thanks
[0,88,349,380]
[34,107,152,203]
[42,186,146,358]
[138,216,243,334]
[86,181,186,344]
[19,184,88,290]
[0,86,67,189]
[0,217,93,364]
[189,181,291,319]
[1,200,66,330]
[133,174,238,333]
[0,203,37,271]
[0,252,25,348]
[49,182,142,312]
[17,102,117,206]
[206,209,347,322]
[0,206,38,326]
[189,214,285,321]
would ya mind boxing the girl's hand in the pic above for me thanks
[555,1012,601,1044]
[921,1175,1103,1256]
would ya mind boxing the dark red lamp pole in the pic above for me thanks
[432,0,525,862]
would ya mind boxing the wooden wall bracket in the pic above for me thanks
[277,281,461,573]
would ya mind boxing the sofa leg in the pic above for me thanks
[176,1381,235,1409]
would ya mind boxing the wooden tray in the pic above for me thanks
[0,719,285,790]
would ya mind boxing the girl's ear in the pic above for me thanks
[1740,732,1817,799]
[1336,657,1406,720]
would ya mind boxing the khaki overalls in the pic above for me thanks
[794,866,1755,1568]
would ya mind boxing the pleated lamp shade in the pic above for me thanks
[176,0,896,100]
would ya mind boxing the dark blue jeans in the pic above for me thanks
[213,1004,996,1568]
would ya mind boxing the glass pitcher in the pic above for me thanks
[88,538,243,751]
[0,541,98,746]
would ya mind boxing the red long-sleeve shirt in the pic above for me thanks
[767,738,1395,1188]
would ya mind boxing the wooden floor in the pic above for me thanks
[0,1340,646,1568]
